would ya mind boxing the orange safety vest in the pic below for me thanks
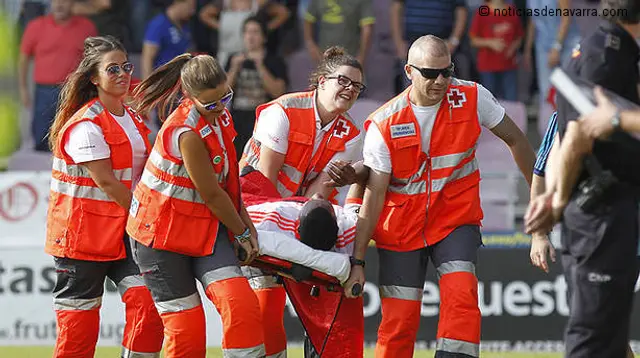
[365,84,483,252]
[126,100,241,257]
[241,90,360,201]
[46,98,152,261]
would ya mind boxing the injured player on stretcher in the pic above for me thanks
[239,165,366,357]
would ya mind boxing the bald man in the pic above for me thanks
[343,35,536,358]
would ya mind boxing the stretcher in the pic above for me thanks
[238,241,363,357]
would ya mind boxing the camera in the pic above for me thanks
[575,170,618,213]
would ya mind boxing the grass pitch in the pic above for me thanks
[0,346,566,357]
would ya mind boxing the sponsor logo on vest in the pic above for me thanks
[447,88,467,108]
[200,125,213,138]
[390,123,416,139]
[213,156,222,165]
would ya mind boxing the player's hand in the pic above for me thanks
[579,86,618,139]
[325,160,357,187]
[530,232,556,273]
[524,193,554,234]
[344,265,365,299]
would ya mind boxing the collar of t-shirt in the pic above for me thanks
[313,92,336,132]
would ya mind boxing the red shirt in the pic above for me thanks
[469,4,524,72]
[20,15,97,85]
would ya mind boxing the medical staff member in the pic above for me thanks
[241,45,365,205]
[45,35,164,358]
[344,35,536,358]
[126,53,265,358]
[240,45,366,357]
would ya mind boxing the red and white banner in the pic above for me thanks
[0,171,51,248]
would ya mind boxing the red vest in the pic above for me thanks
[364,83,483,251]
[46,98,151,261]
[241,91,360,202]
[126,100,241,257]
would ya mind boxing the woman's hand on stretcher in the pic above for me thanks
[235,225,259,265]
[344,265,365,299]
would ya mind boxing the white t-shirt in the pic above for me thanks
[363,81,505,174]
[247,200,361,255]
[65,110,148,189]
[253,102,364,169]
[168,122,230,180]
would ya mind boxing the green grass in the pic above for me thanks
[0,346,566,357]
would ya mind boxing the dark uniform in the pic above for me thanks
[555,20,640,358]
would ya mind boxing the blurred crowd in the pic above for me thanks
[7,0,601,155]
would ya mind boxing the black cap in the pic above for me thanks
[298,200,339,251]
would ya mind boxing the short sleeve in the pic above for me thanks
[359,0,376,27]
[143,16,163,45]
[477,83,506,129]
[254,104,290,154]
[64,121,111,163]
[168,126,192,159]
[304,0,319,22]
[20,18,40,56]
[362,124,392,174]
[533,112,558,177]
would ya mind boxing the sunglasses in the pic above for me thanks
[199,90,234,111]
[409,63,455,79]
[325,75,366,93]
[105,62,134,77]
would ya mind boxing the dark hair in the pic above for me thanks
[308,46,363,90]
[243,15,268,38]
[49,35,126,151]
[298,202,339,251]
[600,0,640,24]
[133,53,227,121]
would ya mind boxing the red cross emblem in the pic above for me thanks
[219,113,230,127]
[333,119,351,138]
[447,88,467,108]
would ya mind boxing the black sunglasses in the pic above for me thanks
[199,90,234,111]
[105,62,134,77]
[325,75,366,93]
[409,63,455,79]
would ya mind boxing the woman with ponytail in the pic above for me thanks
[239,45,367,358]
[46,35,164,358]
[126,53,265,357]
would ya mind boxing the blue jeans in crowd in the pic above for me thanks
[479,70,518,102]
[32,84,61,152]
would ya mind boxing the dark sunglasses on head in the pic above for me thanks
[409,63,455,79]
[201,90,234,111]
[326,74,366,93]
[105,62,134,76]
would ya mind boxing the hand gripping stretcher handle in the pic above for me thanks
[238,247,363,296]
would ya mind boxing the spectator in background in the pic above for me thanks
[19,0,97,151]
[524,0,581,135]
[225,16,288,159]
[73,0,131,51]
[199,0,290,68]
[17,0,49,36]
[390,0,469,94]
[303,0,375,67]
[469,0,524,101]
[141,0,195,79]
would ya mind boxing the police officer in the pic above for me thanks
[525,1,640,357]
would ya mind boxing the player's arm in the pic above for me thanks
[352,169,389,262]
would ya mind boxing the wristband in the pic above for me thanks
[234,227,251,243]
[350,256,366,268]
